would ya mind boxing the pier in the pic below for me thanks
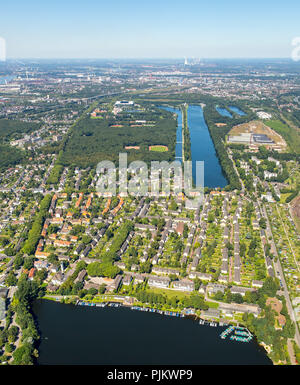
[220,325,253,342]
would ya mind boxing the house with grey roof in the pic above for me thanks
[172,280,194,292]
[207,284,226,296]
[189,272,212,281]
[230,286,256,297]
[110,275,123,291]
[122,275,132,286]
[74,269,87,284]
[191,256,200,271]
[148,276,170,289]
[201,308,220,320]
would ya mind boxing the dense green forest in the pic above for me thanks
[0,119,40,141]
[59,105,177,167]
[0,118,40,171]
[0,144,25,171]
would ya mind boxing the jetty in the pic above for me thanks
[220,325,253,342]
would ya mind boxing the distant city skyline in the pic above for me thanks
[1,0,300,59]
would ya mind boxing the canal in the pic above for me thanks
[188,105,227,188]
[32,300,272,365]
[159,105,183,162]
[159,105,228,188]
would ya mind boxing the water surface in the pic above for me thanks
[188,105,228,188]
[216,107,233,118]
[159,105,183,162]
[33,300,272,365]
[228,106,246,116]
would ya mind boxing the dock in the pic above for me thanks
[220,325,253,342]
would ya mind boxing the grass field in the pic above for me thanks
[149,145,169,152]
[147,287,189,299]
[265,119,300,154]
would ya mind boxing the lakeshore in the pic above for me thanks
[32,299,272,365]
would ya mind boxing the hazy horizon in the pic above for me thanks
[1,0,299,60]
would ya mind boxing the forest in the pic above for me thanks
[0,144,25,171]
[0,118,40,171]
[0,119,40,141]
[59,105,177,168]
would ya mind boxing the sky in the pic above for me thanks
[1,0,300,59]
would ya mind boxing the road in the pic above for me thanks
[262,204,300,348]
[229,152,300,353]
[227,150,245,194]
[287,338,297,365]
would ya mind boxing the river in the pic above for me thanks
[32,300,272,365]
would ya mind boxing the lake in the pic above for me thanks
[216,106,233,118]
[32,300,272,365]
[228,106,246,116]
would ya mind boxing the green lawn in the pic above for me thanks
[265,119,300,154]
[205,301,220,309]
[147,287,190,299]
[149,145,169,152]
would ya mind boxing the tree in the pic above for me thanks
[7,326,19,343]
[12,344,34,365]
[14,254,24,269]
[169,199,178,211]
[4,246,16,256]
[140,261,152,274]
[214,291,224,301]
[88,288,98,296]
[259,277,279,297]
[5,271,17,286]
[259,218,267,229]
[23,257,35,270]
[99,284,106,294]
[194,278,201,291]
[232,293,243,304]
[47,253,58,265]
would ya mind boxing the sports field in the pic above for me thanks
[149,145,169,152]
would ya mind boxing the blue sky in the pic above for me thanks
[1,0,300,58]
